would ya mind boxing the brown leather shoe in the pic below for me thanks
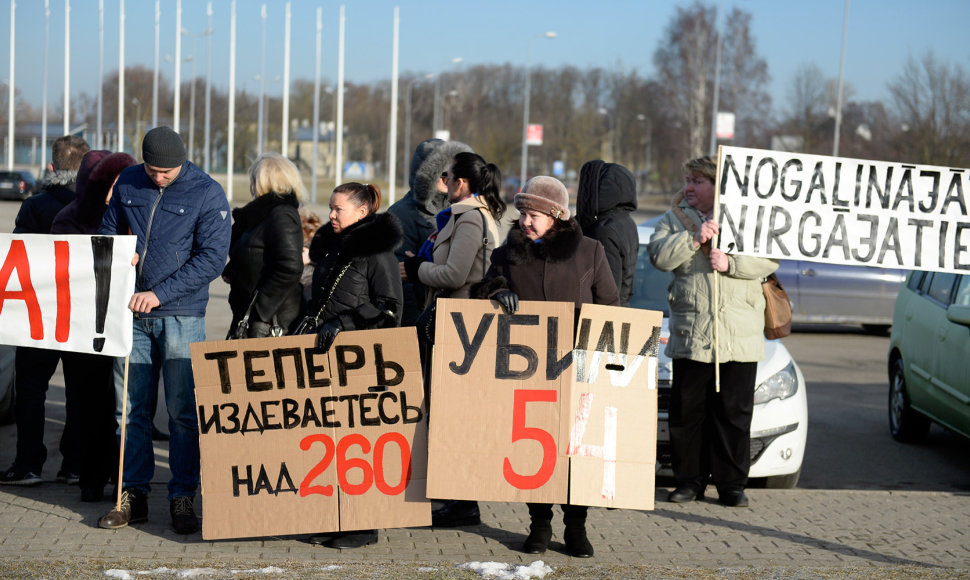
[98,489,148,529]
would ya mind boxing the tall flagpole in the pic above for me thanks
[833,0,850,157]
[281,2,291,156]
[335,5,345,187]
[7,0,15,170]
[97,0,104,147]
[152,0,159,129]
[41,0,49,170]
[63,0,70,134]
[227,0,236,199]
[204,1,212,173]
[388,6,399,203]
[173,0,182,132]
[311,6,321,203]
[118,0,125,152]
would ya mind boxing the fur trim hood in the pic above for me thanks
[411,140,473,215]
[40,169,79,189]
[309,212,403,263]
[504,218,584,264]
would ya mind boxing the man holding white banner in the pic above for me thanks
[97,127,231,535]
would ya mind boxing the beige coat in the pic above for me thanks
[647,195,778,363]
[417,196,500,303]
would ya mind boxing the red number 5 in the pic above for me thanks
[503,389,557,490]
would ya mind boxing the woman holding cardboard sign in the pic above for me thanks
[296,182,404,549]
[647,156,778,509]
[473,176,619,558]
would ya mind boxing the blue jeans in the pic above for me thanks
[114,316,205,500]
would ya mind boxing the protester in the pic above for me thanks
[387,138,473,326]
[298,206,324,302]
[647,155,779,508]
[576,160,639,306]
[50,149,137,502]
[224,153,305,338]
[97,127,231,534]
[473,176,619,558]
[297,182,403,549]
[400,151,505,528]
[0,135,90,487]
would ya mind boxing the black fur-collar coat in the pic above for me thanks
[475,218,619,310]
[306,212,404,331]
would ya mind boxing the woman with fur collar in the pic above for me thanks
[299,182,403,549]
[474,176,619,559]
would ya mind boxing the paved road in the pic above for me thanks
[1,198,970,577]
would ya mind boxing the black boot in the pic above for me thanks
[431,500,481,527]
[522,520,552,554]
[327,529,379,549]
[562,504,593,558]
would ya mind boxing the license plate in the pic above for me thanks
[0,181,13,188]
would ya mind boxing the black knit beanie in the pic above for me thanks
[142,126,187,168]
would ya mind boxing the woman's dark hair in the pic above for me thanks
[450,152,506,220]
[333,182,382,215]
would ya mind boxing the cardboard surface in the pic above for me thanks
[190,328,430,540]
[426,298,662,509]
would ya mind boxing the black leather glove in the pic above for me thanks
[249,321,271,339]
[493,290,519,314]
[315,319,342,351]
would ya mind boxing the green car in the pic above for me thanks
[888,271,970,442]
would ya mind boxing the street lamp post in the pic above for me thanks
[433,57,462,136]
[520,31,556,191]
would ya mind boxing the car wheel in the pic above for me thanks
[763,467,801,489]
[889,357,930,443]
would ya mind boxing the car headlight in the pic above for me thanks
[753,361,798,405]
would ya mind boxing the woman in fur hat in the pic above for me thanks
[474,176,619,558]
[296,181,404,549]
[51,149,137,502]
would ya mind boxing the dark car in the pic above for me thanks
[0,170,38,201]
[775,260,906,333]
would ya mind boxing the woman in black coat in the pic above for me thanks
[299,182,404,549]
[224,153,305,338]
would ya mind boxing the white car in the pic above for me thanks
[634,220,807,488]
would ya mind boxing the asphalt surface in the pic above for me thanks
[2,198,970,578]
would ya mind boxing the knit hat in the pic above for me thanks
[141,126,186,168]
[514,176,570,220]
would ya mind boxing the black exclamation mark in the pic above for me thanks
[91,236,113,352]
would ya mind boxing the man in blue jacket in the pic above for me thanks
[97,127,231,535]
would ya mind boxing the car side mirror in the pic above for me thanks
[945,304,970,327]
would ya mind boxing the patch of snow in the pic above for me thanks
[458,561,553,580]
[230,568,284,575]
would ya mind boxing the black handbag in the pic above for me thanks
[227,291,283,339]
[416,209,488,344]
[293,261,353,336]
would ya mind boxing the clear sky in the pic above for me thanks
[2,0,968,119]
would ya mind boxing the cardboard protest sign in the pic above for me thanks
[567,303,662,510]
[716,145,970,274]
[427,298,663,509]
[190,328,429,540]
[0,234,136,356]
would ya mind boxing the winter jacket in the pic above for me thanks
[98,161,231,318]
[647,193,778,363]
[387,139,473,325]
[305,212,404,332]
[476,218,619,311]
[412,196,500,306]
[224,192,304,335]
[576,160,639,307]
[13,170,78,234]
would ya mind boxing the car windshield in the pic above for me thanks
[630,242,672,315]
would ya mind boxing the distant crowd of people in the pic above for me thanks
[1,128,776,556]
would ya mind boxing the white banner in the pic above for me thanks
[717,146,970,274]
[0,234,136,356]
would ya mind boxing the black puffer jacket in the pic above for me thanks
[224,193,304,336]
[576,160,639,306]
[305,212,404,331]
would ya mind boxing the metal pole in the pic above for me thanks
[188,37,196,160]
[63,0,69,134]
[520,32,555,191]
[152,0,158,129]
[97,0,103,148]
[173,0,182,132]
[41,0,48,170]
[404,80,412,189]
[257,3,266,155]
[227,0,236,199]
[7,0,14,170]
[204,2,212,172]
[311,6,321,203]
[388,6,399,203]
[335,5,345,187]
[833,0,850,157]
[118,0,125,152]
[281,2,291,156]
